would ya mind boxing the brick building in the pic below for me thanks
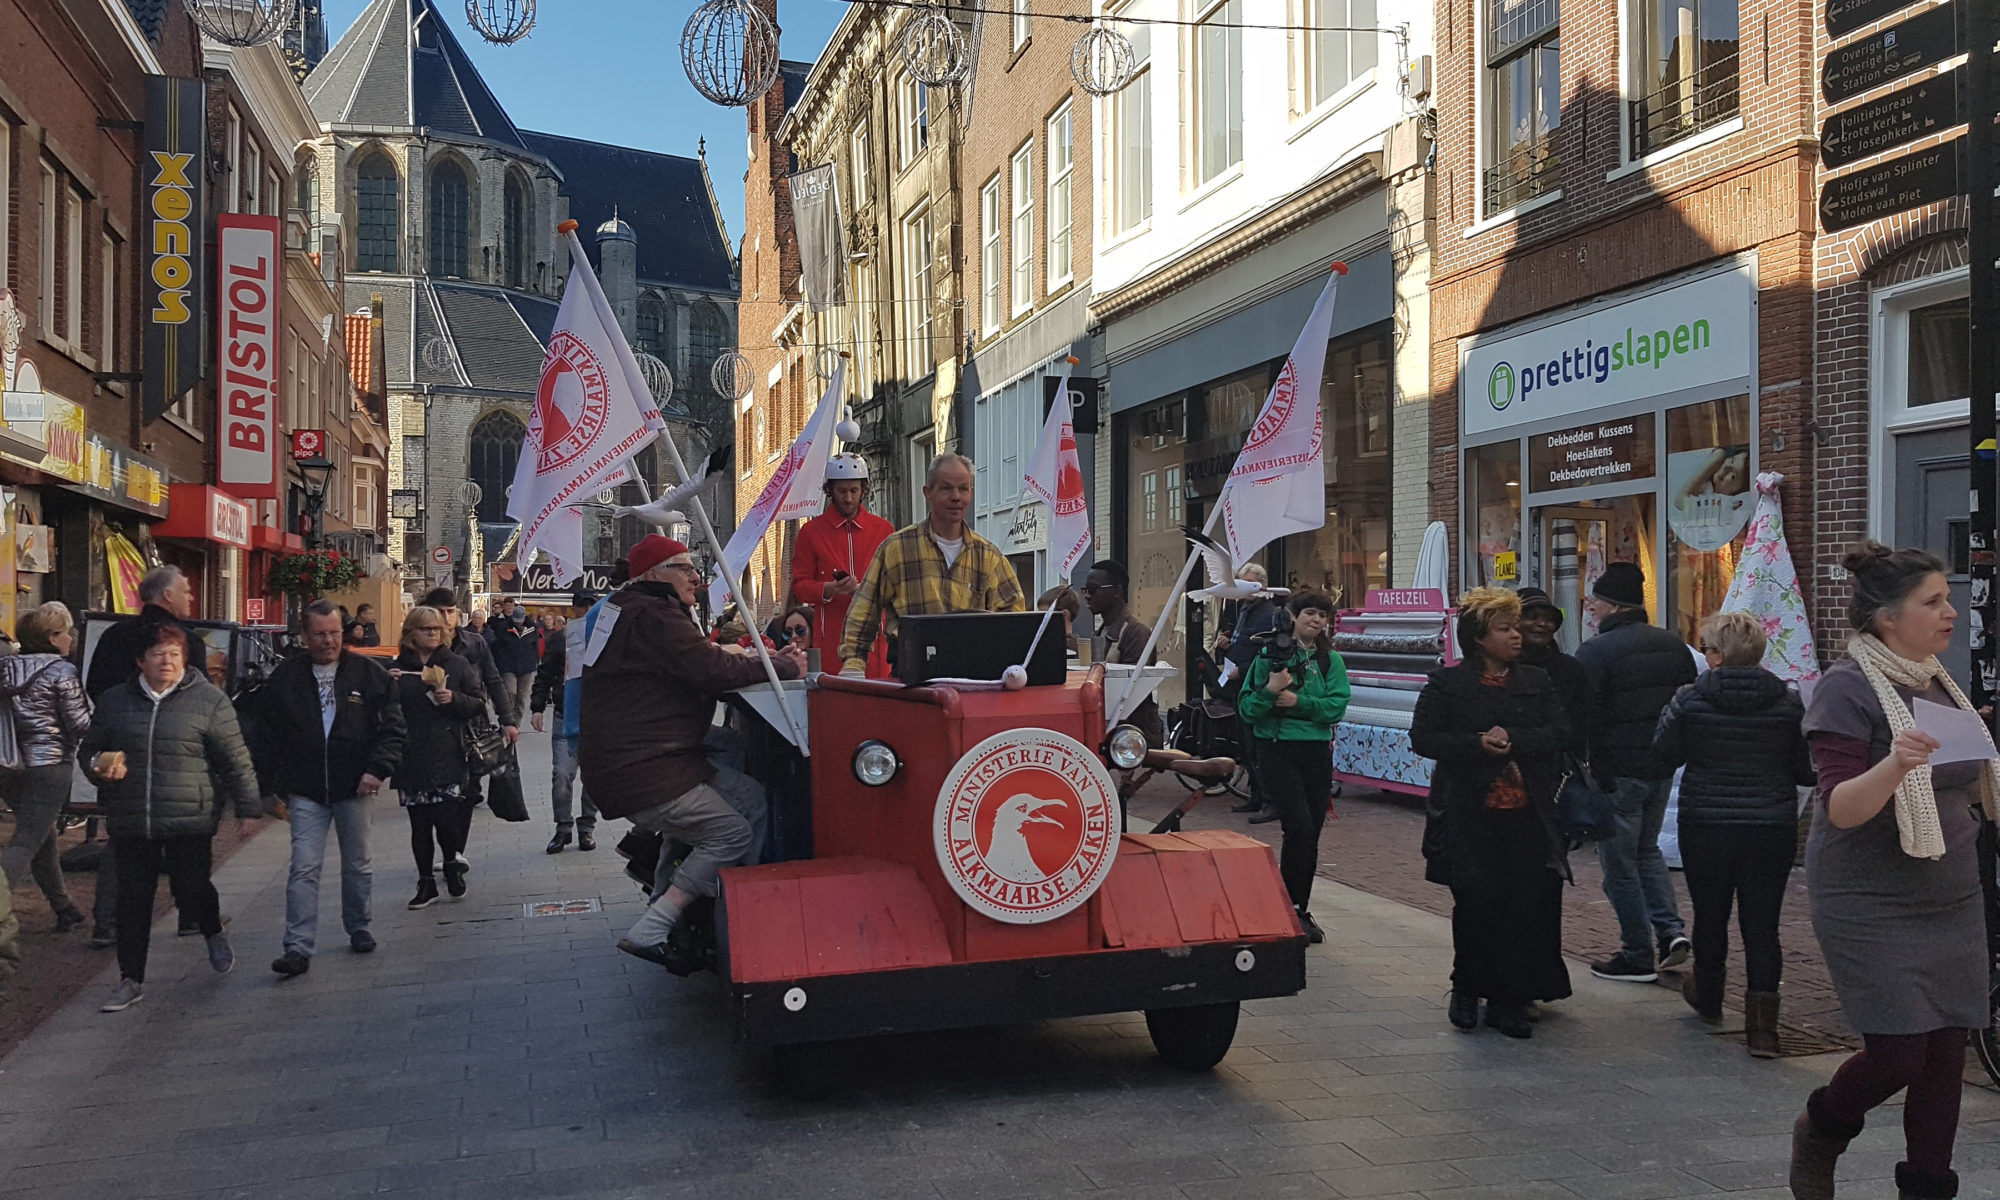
[1428,0,1819,651]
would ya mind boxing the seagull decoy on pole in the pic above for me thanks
[1184,526,1275,601]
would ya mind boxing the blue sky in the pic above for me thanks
[319,1,850,244]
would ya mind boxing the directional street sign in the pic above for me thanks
[1827,0,1925,39]
[1820,66,1963,167]
[1821,0,1964,105]
[1819,135,1963,231]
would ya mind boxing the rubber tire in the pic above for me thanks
[773,1041,846,1100]
[1145,1001,1241,1072]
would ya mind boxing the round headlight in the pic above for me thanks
[852,740,901,786]
[1106,724,1149,770]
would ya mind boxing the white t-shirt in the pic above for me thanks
[312,661,339,736]
[932,532,964,569]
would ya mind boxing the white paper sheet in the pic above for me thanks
[581,605,621,667]
[1910,697,2000,766]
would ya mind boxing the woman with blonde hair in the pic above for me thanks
[0,602,91,932]
[1412,587,1571,1038]
[1652,609,1813,1058]
[1788,543,1987,1200]
[389,606,487,910]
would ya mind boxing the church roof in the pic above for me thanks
[357,276,557,396]
[304,0,528,150]
[519,131,734,293]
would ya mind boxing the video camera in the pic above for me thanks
[1249,609,1298,661]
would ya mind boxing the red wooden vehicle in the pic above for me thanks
[710,664,1308,1090]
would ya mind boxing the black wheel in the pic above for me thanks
[1145,1001,1241,1071]
[1976,975,2000,1090]
[773,1041,846,1100]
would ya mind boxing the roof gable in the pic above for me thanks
[305,0,527,150]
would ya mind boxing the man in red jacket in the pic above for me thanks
[790,453,893,676]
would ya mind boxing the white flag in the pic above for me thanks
[1023,358,1092,579]
[509,228,667,585]
[709,363,845,613]
[1220,269,1342,568]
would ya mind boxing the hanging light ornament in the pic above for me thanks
[711,350,753,400]
[1071,22,1139,96]
[814,347,844,381]
[465,0,535,45]
[682,0,782,108]
[635,352,676,405]
[420,336,460,379]
[902,5,969,87]
[186,0,298,47]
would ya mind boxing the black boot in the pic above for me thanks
[1897,1163,1959,1199]
[1681,968,1723,1024]
[1790,1088,1863,1200]
[1484,1001,1532,1039]
[546,826,572,854]
[1447,990,1480,1031]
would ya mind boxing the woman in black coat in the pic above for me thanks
[391,606,487,910]
[1412,587,1573,1038]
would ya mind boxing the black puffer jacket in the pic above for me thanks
[391,648,486,793]
[251,652,406,803]
[1573,610,1697,780]
[79,671,261,839]
[1653,666,1814,826]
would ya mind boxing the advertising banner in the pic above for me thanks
[216,215,282,499]
[787,165,848,312]
[142,76,205,423]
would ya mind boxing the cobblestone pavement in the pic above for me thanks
[1,733,1996,1199]
[1125,779,1852,1049]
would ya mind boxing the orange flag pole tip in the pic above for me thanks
[1329,260,1349,275]
[839,350,851,358]
[1066,355,1080,365]
[557,219,579,234]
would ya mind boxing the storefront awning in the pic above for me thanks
[251,525,303,554]
[153,485,252,549]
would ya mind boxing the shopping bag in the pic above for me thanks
[484,750,529,823]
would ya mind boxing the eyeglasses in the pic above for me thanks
[414,625,444,633]
[784,626,809,639]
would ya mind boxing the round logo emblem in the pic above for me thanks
[933,729,1121,925]
[1054,427,1086,517]
[1242,360,1298,455]
[532,331,613,473]
[1488,361,1516,412]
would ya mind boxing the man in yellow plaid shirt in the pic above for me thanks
[839,454,1026,675]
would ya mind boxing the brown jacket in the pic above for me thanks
[578,581,799,818]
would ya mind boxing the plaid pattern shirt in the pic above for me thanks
[839,523,1025,673]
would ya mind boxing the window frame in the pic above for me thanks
[1623,0,1741,161]
[62,184,83,352]
[1307,0,1379,110]
[850,120,873,208]
[1480,0,1562,218]
[37,163,57,343]
[1012,0,1031,49]
[1010,141,1034,318]
[898,75,930,170]
[224,107,241,214]
[1195,0,1246,186]
[903,205,935,378]
[100,228,119,372]
[354,152,400,273]
[1047,102,1075,290]
[0,124,10,297]
[427,158,471,279]
[1108,17,1153,237]
[980,176,1003,335]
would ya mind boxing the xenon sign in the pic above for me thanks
[142,76,204,424]
[216,215,281,499]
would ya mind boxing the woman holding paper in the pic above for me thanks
[390,606,488,911]
[1788,542,1989,1200]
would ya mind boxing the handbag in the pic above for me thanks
[1555,755,1619,842]
[463,720,508,777]
[483,749,529,822]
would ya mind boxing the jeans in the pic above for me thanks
[550,736,596,831]
[112,834,220,983]
[1597,775,1684,961]
[284,795,373,955]
[1256,738,1334,910]
[1678,821,1793,993]
[1,764,77,916]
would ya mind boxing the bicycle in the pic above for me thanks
[1163,698,1252,801]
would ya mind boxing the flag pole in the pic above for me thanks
[1108,500,1225,725]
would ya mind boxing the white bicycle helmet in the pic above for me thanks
[826,453,870,481]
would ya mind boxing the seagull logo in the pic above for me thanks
[982,794,1070,883]
[934,731,1121,925]
[531,331,613,474]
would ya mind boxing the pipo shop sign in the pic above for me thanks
[216,215,281,499]
[1459,266,1754,439]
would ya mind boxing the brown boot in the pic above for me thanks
[1745,991,1780,1059]
[1682,970,1723,1024]
[1896,1161,1958,1198]
[1789,1089,1862,1200]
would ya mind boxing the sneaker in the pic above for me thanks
[577,830,596,852]
[53,906,87,933]
[271,951,311,978]
[546,827,573,854]
[1659,935,1692,970]
[1230,799,1262,813]
[350,930,376,954]
[1248,807,1280,824]
[1590,952,1659,983]
[408,878,440,910]
[1296,908,1325,944]
[88,926,115,950]
[180,913,230,937]
[442,861,468,899]
[100,977,144,1012]
[206,932,235,974]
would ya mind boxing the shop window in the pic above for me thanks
[468,410,525,523]
[428,159,471,278]
[1109,17,1152,235]
[1310,0,1378,107]
[1196,0,1244,185]
[1629,0,1739,158]
[355,153,399,272]
[503,171,530,289]
[1468,440,1523,588]
[1907,297,1969,408]
[1141,470,1159,532]
[1485,0,1561,216]
[1665,394,1752,644]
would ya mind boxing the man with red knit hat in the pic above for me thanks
[791,453,893,676]
[580,534,804,973]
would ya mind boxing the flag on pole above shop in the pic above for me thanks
[508,223,667,586]
[709,362,846,613]
[1023,357,1092,579]
[1219,266,1343,569]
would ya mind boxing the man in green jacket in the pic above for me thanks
[1238,591,1350,943]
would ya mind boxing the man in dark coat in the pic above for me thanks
[1572,562,1696,983]
[582,536,803,973]
[257,600,406,977]
[489,604,542,727]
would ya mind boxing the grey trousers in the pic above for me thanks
[632,760,769,900]
[1,764,77,915]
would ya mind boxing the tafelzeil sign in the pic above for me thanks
[1459,266,1754,440]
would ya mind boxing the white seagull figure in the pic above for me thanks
[1184,527,1278,602]
[984,794,1068,883]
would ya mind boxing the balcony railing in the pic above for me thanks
[1483,144,1559,217]
[1629,49,1739,158]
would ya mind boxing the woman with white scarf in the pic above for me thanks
[1790,542,1992,1200]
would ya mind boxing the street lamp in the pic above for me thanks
[290,429,335,547]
